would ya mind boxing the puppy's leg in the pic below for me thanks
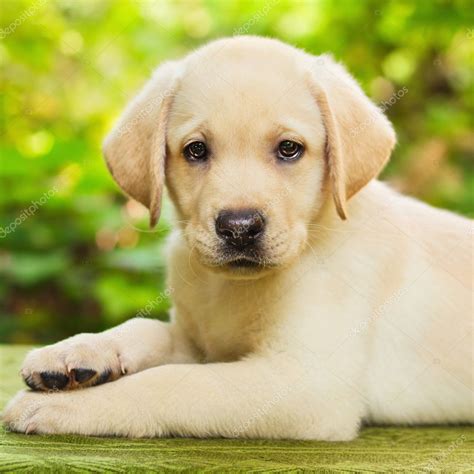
[20,319,195,391]
[3,356,362,440]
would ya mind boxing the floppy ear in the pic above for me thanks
[102,61,180,227]
[307,55,396,219]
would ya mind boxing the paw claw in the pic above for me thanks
[25,423,36,435]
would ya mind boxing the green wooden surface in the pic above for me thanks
[0,345,473,473]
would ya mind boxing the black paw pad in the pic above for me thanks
[72,368,97,384]
[39,371,69,390]
[93,369,112,386]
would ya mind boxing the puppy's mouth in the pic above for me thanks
[227,257,262,269]
[222,257,273,279]
[191,233,284,276]
[205,249,274,274]
[196,247,282,278]
[220,251,281,275]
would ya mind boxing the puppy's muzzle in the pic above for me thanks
[215,209,265,250]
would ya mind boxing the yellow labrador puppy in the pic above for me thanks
[3,36,472,439]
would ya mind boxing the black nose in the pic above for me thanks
[215,209,265,249]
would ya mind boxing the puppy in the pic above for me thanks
[3,36,472,440]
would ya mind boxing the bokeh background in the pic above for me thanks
[1,0,473,344]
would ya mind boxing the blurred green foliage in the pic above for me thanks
[0,0,473,343]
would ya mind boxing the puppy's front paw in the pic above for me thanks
[21,333,125,392]
[2,382,164,438]
[2,390,66,434]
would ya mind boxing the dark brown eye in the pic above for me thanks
[184,141,208,162]
[277,140,303,162]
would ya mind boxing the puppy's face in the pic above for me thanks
[165,49,326,276]
[103,37,395,279]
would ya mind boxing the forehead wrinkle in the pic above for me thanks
[270,117,319,138]
[271,121,306,136]
[170,110,210,142]
[182,69,294,116]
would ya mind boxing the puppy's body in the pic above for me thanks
[3,36,472,439]
[169,180,472,428]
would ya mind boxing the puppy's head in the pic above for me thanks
[103,37,395,278]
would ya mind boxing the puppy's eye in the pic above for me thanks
[184,141,208,162]
[276,140,303,162]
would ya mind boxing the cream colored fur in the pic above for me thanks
[3,36,472,439]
